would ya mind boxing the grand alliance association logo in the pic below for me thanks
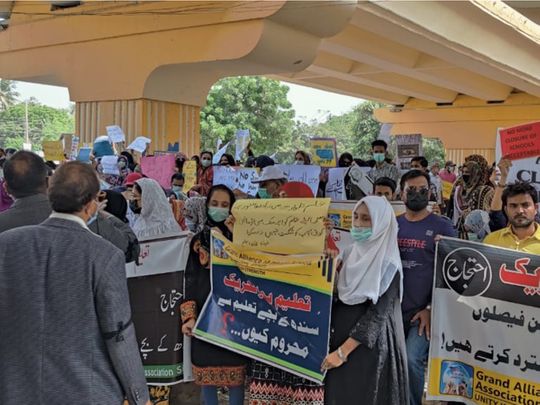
[442,247,492,296]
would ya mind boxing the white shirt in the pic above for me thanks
[49,212,90,231]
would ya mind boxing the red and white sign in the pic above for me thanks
[499,121,540,161]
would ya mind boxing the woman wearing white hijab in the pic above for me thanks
[132,178,182,240]
[130,177,183,404]
[323,196,408,405]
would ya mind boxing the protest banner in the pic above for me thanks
[442,181,453,200]
[93,136,115,157]
[42,140,65,161]
[278,164,321,197]
[213,166,259,196]
[183,160,197,191]
[128,136,151,153]
[125,234,191,384]
[395,134,422,170]
[348,165,373,196]
[194,232,335,383]
[235,129,250,161]
[69,136,80,160]
[330,228,352,256]
[141,154,176,189]
[328,200,434,230]
[496,131,540,201]
[232,198,330,255]
[76,147,92,163]
[499,121,540,161]
[106,125,126,143]
[427,238,540,404]
[325,167,348,200]
[60,133,72,156]
[101,155,120,175]
[310,138,337,167]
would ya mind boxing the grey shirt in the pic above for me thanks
[0,193,52,233]
[367,162,401,185]
[0,217,149,405]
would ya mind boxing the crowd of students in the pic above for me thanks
[0,139,538,405]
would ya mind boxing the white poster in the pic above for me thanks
[213,166,259,196]
[125,234,190,278]
[106,125,126,143]
[101,155,120,175]
[325,168,348,200]
[278,164,321,197]
[235,129,250,161]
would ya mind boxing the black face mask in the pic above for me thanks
[462,174,470,184]
[405,189,429,212]
[130,200,141,214]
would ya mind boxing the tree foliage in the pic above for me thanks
[0,79,19,111]
[200,77,297,156]
[200,77,446,164]
[0,100,74,150]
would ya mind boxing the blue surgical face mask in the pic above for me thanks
[258,188,270,199]
[208,206,229,223]
[467,232,480,242]
[87,212,98,226]
[172,185,183,193]
[373,153,386,163]
[350,226,373,243]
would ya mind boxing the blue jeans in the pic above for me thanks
[201,385,244,405]
[406,320,430,405]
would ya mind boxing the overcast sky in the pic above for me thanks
[14,80,363,123]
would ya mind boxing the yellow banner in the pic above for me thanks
[232,198,331,255]
[42,140,65,161]
[428,357,540,404]
[183,160,197,191]
[310,138,337,167]
[212,231,332,294]
[442,181,453,200]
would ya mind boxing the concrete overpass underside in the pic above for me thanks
[1,0,539,162]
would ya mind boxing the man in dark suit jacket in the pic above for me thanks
[0,161,150,405]
[0,151,52,233]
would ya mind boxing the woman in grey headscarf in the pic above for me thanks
[183,196,207,234]
[464,209,491,242]
[132,178,182,240]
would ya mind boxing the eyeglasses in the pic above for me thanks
[405,186,429,194]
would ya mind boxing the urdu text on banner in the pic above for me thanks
[427,238,540,405]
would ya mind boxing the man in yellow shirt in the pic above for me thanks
[484,182,540,254]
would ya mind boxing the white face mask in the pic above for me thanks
[201,159,212,168]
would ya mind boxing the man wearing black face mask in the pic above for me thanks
[396,170,457,405]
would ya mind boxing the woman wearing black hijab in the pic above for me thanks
[120,151,137,172]
[204,184,236,241]
[103,189,128,223]
[181,197,247,405]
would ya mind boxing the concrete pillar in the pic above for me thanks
[75,99,200,156]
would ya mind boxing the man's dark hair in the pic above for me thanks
[371,140,388,150]
[48,161,99,213]
[171,173,185,183]
[4,151,48,198]
[502,182,538,207]
[400,169,431,191]
[373,177,397,194]
[411,156,428,168]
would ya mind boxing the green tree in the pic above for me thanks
[292,100,384,161]
[200,77,296,156]
[422,137,445,165]
[0,79,19,111]
[0,100,74,150]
